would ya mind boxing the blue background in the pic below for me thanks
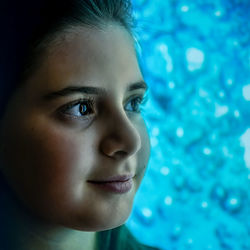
[126,0,250,249]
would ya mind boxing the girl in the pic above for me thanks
[0,0,157,249]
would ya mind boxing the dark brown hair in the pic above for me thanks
[0,0,134,117]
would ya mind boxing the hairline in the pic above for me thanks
[20,20,136,86]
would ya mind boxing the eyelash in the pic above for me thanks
[58,94,148,120]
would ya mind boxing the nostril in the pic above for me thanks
[113,151,127,159]
[105,152,128,161]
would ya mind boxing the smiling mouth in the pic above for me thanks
[87,175,134,194]
[88,174,134,183]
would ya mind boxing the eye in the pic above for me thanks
[124,95,147,113]
[59,98,95,119]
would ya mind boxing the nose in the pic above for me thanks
[99,109,141,160]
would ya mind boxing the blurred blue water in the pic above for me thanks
[126,0,250,249]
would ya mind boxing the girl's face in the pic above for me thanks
[0,24,150,231]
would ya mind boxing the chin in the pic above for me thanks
[68,219,127,232]
[92,215,130,232]
[60,207,131,232]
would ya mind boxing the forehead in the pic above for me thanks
[28,24,142,95]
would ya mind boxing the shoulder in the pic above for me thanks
[96,224,159,250]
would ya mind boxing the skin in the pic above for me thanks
[0,23,150,250]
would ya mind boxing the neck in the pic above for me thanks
[0,188,97,250]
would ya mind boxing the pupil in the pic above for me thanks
[80,104,88,114]
[133,98,140,111]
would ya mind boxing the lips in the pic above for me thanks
[87,174,134,194]
[88,174,134,183]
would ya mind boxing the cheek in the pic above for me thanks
[2,118,90,212]
[142,125,151,161]
[140,118,151,158]
[135,119,151,182]
[29,129,81,190]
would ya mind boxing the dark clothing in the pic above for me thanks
[96,225,159,250]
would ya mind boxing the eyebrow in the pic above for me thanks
[43,81,148,100]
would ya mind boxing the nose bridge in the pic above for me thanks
[100,105,141,158]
